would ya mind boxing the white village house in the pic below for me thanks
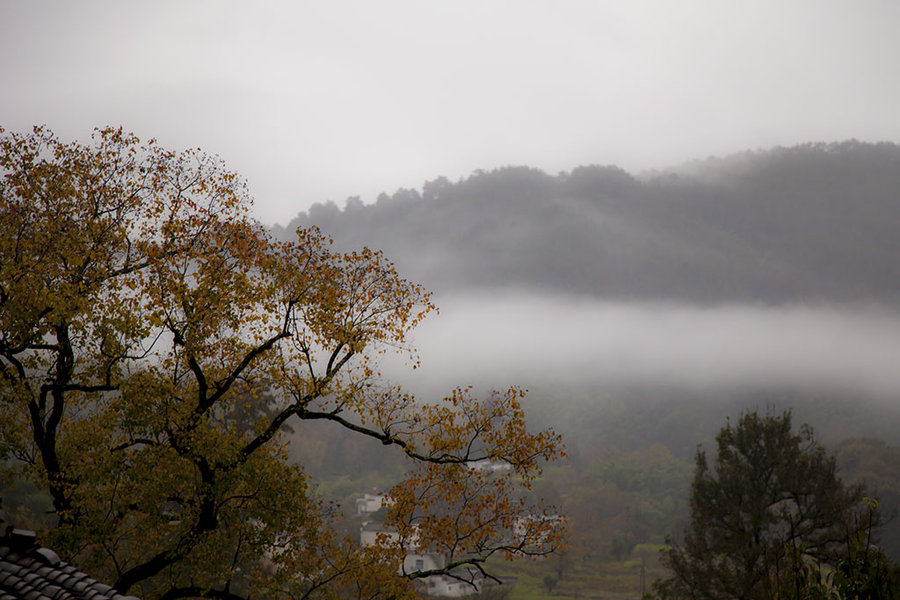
[356,491,390,516]
[356,492,490,598]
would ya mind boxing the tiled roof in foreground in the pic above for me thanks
[0,526,139,600]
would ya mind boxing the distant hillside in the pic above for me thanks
[275,142,900,571]
[276,141,900,306]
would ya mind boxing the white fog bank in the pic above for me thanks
[382,294,900,401]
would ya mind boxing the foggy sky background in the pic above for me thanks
[3,1,900,225]
[4,2,900,406]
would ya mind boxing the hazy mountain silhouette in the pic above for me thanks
[274,142,900,564]
[276,141,900,306]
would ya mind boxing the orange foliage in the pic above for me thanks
[0,126,564,600]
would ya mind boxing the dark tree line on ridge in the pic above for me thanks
[278,141,900,307]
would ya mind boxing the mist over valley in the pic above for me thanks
[279,142,900,417]
[387,294,900,403]
[273,143,900,589]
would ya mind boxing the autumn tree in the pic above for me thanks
[654,410,894,600]
[0,126,565,600]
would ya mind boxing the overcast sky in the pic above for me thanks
[2,1,899,225]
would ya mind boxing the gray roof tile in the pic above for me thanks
[89,585,113,597]
[0,524,138,600]
[31,551,59,569]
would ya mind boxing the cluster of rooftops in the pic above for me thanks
[0,522,139,600]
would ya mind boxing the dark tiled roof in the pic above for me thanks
[0,527,139,600]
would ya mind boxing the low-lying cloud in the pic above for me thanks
[382,293,900,401]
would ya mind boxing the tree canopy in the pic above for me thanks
[654,410,894,599]
[0,126,565,600]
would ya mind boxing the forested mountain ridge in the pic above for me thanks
[276,141,900,306]
[273,141,900,595]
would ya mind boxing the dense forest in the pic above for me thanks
[277,141,900,306]
[271,141,900,598]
